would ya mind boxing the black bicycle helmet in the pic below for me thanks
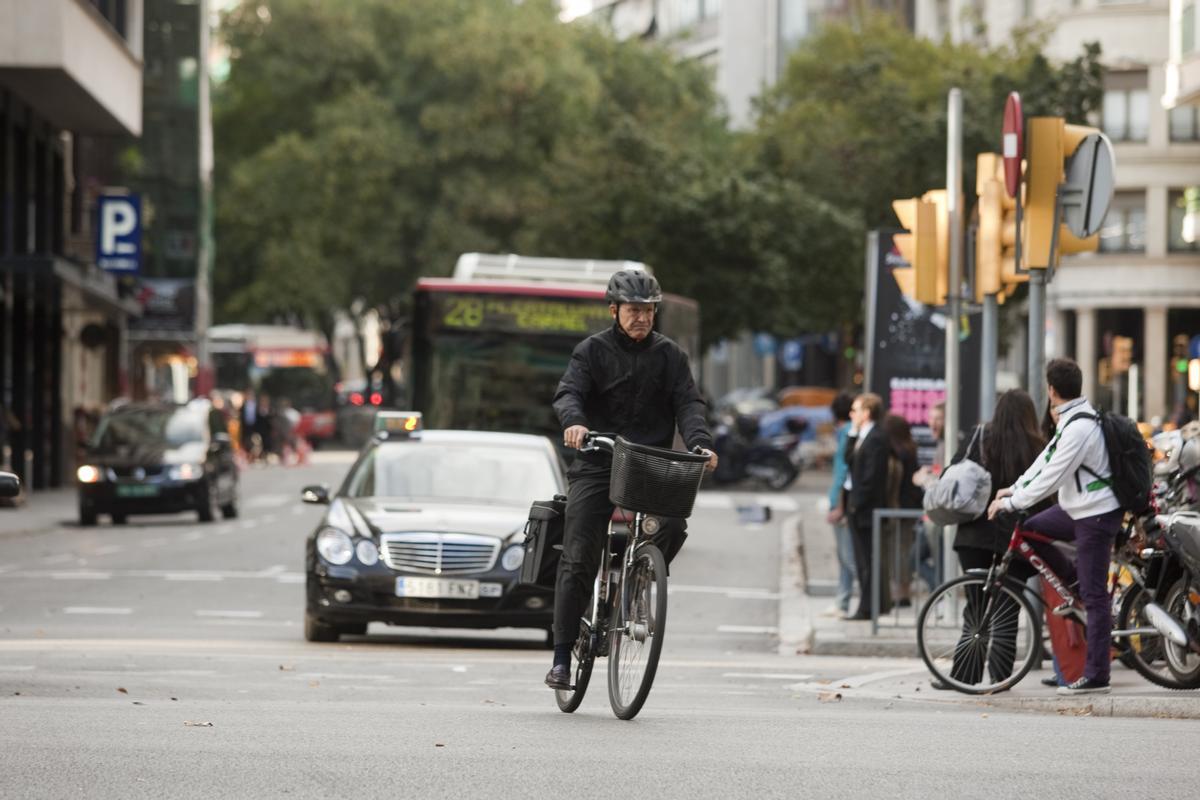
[605,269,662,304]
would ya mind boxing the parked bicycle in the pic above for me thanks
[554,432,709,719]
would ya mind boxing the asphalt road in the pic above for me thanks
[1,455,1195,799]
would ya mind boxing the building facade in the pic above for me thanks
[916,0,1200,424]
[0,0,145,491]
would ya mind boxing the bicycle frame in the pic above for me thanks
[582,510,645,645]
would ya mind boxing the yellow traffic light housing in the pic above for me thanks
[1025,117,1105,269]
[976,153,1027,301]
[892,197,940,306]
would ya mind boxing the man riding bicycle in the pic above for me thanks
[544,269,717,690]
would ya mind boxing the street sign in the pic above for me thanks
[1002,92,1024,198]
[1061,132,1115,239]
[752,332,777,358]
[780,339,804,371]
[1189,334,1200,360]
[96,194,142,273]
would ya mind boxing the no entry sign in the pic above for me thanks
[1002,92,1024,198]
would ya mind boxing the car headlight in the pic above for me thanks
[169,463,203,481]
[501,545,525,572]
[355,539,379,566]
[76,465,103,484]
[316,528,354,565]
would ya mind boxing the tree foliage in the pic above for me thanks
[214,4,1103,349]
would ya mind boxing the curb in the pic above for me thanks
[786,682,1200,720]
[776,512,814,655]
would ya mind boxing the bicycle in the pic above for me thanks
[916,513,1198,694]
[554,432,709,719]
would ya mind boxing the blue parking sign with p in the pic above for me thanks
[96,194,141,273]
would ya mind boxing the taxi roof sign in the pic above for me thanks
[374,411,423,439]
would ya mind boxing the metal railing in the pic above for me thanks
[870,508,943,636]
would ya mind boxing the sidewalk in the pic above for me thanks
[0,487,77,537]
[777,467,1200,719]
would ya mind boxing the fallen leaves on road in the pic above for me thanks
[183,721,213,727]
[980,713,989,719]
[278,665,294,671]
[1057,704,1093,717]
[435,743,445,748]
[817,691,842,703]
[116,687,128,694]
[309,680,319,688]
[132,701,145,706]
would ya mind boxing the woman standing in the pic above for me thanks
[883,414,923,606]
[931,389,1044,690]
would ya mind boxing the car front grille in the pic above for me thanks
[379,533,499,575]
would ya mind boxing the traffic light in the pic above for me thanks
[892,196,940,305]
[1111,335,1134,374]
[1025,117,1106,268]
[975,153,1022,302]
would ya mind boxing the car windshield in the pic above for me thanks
[345,442,558,505]
[91,408,206,452]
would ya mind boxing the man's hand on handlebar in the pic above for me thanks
[697,448,718,472]
[563,425,589,450]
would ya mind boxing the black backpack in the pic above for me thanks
[1064,409,1152,513]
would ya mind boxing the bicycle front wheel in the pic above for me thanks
[917,573,1041,695]
[608,543,668,720]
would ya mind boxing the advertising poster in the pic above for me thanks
[865,230,981,464]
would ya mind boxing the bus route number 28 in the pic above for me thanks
[443,298,485,329]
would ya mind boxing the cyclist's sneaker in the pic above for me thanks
[544,664,571,690]
[1051,602,1087,624]
[1056,676,1110,696]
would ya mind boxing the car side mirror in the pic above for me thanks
[301,484,331,505]
[0,471,20,499]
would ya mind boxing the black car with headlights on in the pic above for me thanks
[301,413,565,642]
[76,401,240,526]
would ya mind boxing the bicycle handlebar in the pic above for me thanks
[580,431,617,454]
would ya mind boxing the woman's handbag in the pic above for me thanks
[922,425,991,526]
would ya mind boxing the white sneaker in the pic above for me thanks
[819,605,845,618]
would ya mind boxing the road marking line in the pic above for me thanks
[716,624,779,635]
[692,494,733,510]
[670,583,779,600]
[195,609,263,619]
[257,565,286,577]
[51,571,112,580]
[755,494,798,512]
[166,573,224,582]
[276,574,305,584]
[63,607,132,615]
[41,554,75,565]
[142,538,168,548]
[721,672,814,681]
[0,665,35,672]
[93,545,124,556]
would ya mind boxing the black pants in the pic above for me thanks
[950,547,1036,684]
[849,515,892,615]
[552,462,686,646]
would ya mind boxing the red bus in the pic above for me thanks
[408,255,700,439]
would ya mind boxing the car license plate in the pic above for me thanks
[116,484,159,498]
[395,577,480,599]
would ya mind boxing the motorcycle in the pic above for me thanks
[707,412,805,491]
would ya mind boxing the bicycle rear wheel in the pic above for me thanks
[917,573,1040,694]
[1114,582,1196,689]
[555,620,596,713]
[608,543,668,720]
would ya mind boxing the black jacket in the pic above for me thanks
[845,424,890,530]
[952,424,1049,554]
[553,323,712,465]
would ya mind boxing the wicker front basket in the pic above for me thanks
[608,437,708,518]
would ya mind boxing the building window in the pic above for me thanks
[1170,104,1200,142]
[1102,72,1150,143]
[1098,191,1147,254]
[1169,188,1200,253]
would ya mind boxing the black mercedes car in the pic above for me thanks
[302,414,565,642]
[76,401,240,525]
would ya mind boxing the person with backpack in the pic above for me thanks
[987,358,1139,696]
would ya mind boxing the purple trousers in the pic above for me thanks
[1023,504,1123,683]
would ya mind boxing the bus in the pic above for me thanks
[206,324,338,445]
[408,254,701,439]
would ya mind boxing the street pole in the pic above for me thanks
[945,87,962,452]
[945,88,963,586]
[1028,270,1046,414]
[981,293,998,420]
